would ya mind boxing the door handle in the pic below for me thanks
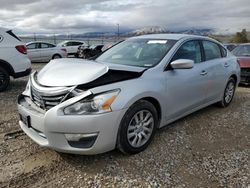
[224,63,230,67]
[200,70,207,76]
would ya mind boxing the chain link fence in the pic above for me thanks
[19,35,124,46]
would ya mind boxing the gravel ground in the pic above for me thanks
[0,63,249,188]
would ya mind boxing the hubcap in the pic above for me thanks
[225,82,235,103]
[127,110,154,148]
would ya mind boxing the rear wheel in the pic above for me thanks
[117,100,158,154]
[52,54,62,59]
[218,77,236,107]
[0,67,10,92]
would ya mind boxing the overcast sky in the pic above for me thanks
[0,0,249,34]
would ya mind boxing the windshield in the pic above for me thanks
[232,45,250,57]
[96,39,176,67]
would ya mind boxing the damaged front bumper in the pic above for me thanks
[17,94,127,155]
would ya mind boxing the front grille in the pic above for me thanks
[29,72,84,110]
[241,68,250,75]
[31,87,70,110]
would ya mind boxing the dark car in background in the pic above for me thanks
[232,43,250,84]
[224,43,238,51]
[77,44,104,59]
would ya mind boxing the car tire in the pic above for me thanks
[117,100,158,154]
[218,77,236,107]
[52,54,62,59]
[0,66,10,92]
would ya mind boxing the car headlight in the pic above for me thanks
[63,89,120,115]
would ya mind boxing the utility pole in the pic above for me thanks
[34,33,36,41]
[117,23,120,41]
[53,33,56,44]
[101,32,104,44]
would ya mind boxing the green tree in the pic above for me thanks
[231,29,248,43]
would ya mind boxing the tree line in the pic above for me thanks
[231,29,248,43]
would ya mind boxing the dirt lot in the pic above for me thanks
[0,63,249,188]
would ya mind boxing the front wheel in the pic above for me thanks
[0,67,10,92]
[218,77,236,107]
[117,100,158,154]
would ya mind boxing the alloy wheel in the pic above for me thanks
[225,81,235,104]
[127,110,154,148]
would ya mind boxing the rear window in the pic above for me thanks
[6,30,21,41]
[202,40,222,61]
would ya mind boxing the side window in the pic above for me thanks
[41,43,49,48]
[48,44,55,48]
[27,43,37,49]
[72,42,82,46]
[172,40,202,63]
[203,41,222,61]
[66,42,72,46]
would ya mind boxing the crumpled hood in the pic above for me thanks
[237,57,250,68]
[36,58,145,87]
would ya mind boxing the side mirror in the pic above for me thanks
[170,59,194,69]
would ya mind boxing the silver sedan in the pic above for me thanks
[26,41,67,62]
[18,34,240,155]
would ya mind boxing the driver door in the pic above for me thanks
[164,40,209,121]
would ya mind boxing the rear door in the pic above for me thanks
[201,40,227,102]
[27,43,40,62]
[165,40,208,120]
[40,43,55,61]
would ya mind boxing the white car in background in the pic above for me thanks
[0,27,31,91]
[26,42,67,63]
[57,40,86,56]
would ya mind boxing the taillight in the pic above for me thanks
[15,45,27,54]
[61,48,67,53]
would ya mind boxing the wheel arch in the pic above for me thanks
[140,97,162,127]
[230,74,237,83]
[0,59,14,76]
[52,54,62,59]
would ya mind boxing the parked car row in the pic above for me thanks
[26,40,110,62]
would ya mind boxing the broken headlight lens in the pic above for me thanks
[63,90,120,115]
